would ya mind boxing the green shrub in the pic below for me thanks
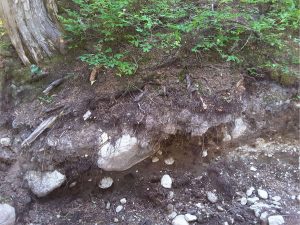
[60,0,300,77]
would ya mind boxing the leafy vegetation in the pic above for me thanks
[60,0,300,77]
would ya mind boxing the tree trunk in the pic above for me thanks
[0,0,63,65]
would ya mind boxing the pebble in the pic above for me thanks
[99,177,114,189]
[172,215,189,225]
[115,205,123,213]
[161,174,172,189]
[164,157,175,165]
[246,187,255,196]
[195,203,204,209]
[0,137,12,147]
[168,191,175,200]
[207,191,218,203]
[297,195,300,202]
[152,157,159,163]
[184,214,197,222]
[113,218,119,223]
[258,189,268,199]
[247,197,259,205]
[250,166,257,171]
[69,182,77,188]
[260,211,268,223]
[0,204,15,225]
[240,197,247,205]
[268,215,285,225]
[202,150,208,158]
[217,205,225,211]
[83,110,92,120]
[106,201,111,210]
[120,198,126,204]
[272,196,281,202]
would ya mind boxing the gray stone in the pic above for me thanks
[0,137,12,147]
[268,215,285,225]
[99,177,113,189]
[0,204,16,225]
[258,189,268,199]
[207,191,218,203]
[231,118,247,139]
[115,205,123,213]
[184,214,197,222]
[161,174,172,189]
[97,134,151,171]
[25,170,66,197]
[172,215,189,225]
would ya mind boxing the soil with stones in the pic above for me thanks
[0,51,299,225]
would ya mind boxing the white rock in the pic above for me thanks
[246,187,255,196]
[113,218,119,223]
[268,215,285,225]
[202,150,208,158]
[184,214,197,222]
[25,170,66,197]
[296,195,300,202]
[258,189,268,199]
[223,222,229,225]
[195,203,204,209]
[172,215,189,225]
[120,198,127,204]
[0,204,15,225]
[83,110,92,120]
[168,191,175,200]
[260,211,268,222]
[106,201,111,209]
[164,157,175,165]
[168,212,177,220]
[69,182,77,188]
[115,205,123,213]
[99,177,113,189]
[97,134,150,171]
[0,137,12,147]
[240,197,247,205]
[207,191,218,203]
[231,118,247,139]
[161,174,172,189]
[152,157,159,163]
[250,166,257,171]
[272,196,281,202]
[247,197,259,205]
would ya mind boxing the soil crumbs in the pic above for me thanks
[17,135,300,225]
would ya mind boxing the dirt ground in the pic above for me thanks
[5,133,298,225]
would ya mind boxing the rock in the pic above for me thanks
[250,166,257,171]
[152,157,159,163]
[69,182,77,188]
[120,198,127,204]
[207,191,218,203]
[202,150,208,158]
[0,204,16,225]
[258,189,268,199]
[272,196,281,202]
[246,187,255,196]
[172,215,189,225]
[240,197,247,205]
[24,170,66,197]
[247,197,259,205]
[97,134,151,171]
[164,157,175,165]
[168,191,175,200]
[0,137,12,147]
[116,205,123,213]
[268,215,285,225]
[231,118,247,139]
[184,214,197,222]
[296,195,300,203]
[99,177,114,189]
[168,212,177,220]
[161,174,172,189]
[260,211,268,223]
[83,110,92,120]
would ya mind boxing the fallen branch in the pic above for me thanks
[21,115,59,147]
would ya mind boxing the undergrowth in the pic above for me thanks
[59,0,300,78]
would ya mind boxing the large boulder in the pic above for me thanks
[97,134,152,171]
[24,170,66,197]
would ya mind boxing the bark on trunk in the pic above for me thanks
[0,0,63,65]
